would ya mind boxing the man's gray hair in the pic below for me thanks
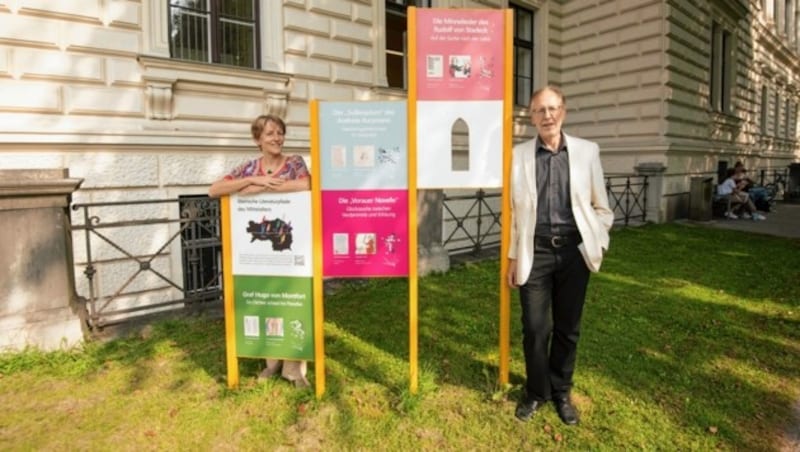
[530,85,566,107]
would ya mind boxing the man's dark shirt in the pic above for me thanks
[534,134,579,237]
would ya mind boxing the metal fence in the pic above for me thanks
[442,174,648,254]
[442,189,502,255]
[71,196,222,332]
[753,167,790,199]
[606,174,648,226]
[70,175,648,330]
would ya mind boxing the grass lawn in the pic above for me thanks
[1,223,798,450]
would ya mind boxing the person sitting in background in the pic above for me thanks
[732,161,771,212]
[717,168,766,221]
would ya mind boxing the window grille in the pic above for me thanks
[169,0,259,68]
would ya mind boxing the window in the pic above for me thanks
[709,21,734,113]
[512,4,535,107]
[760,85,769,134]
[779,0,788,34]
[774,91,781,137]
[786,0,791,30]
[763,0,776,21]
[169,0,259,68]
[785,97,791,137]
[385,1,431,89]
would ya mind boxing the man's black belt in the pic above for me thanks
[534,233,582,249]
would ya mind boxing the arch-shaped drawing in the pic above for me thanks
[417,100,503,188]
[451,118,469,172]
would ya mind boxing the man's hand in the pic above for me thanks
[507,259,518,288]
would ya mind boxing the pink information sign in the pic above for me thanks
[415,9,504,101]
[322,190,408,277]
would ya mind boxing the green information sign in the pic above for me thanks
[225,192,315,361]
[233,275,313,360]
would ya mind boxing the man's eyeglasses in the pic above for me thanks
[531,105,563,117]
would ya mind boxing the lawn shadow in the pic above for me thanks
[77,311,277,398]
[73,223,798,450]
[605,224,800,308]
[575,224,800,449]
[322,266,506,398]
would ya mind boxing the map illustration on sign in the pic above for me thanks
[230,192,312,277]
[245,216,294,250]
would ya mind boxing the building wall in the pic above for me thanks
[748,0,800,163]
[1,0,799,308]
[540,0,799,220]
[2,0,798,203]
[660,0,800,219]
[549,0,669,174]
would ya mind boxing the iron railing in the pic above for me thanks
[441,174,649,254]
[606,174,648,226]
[71,176,649,329]
[753,167,790,200]
[71,196,222,331]
[442,189,501,255]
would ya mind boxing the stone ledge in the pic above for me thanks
[0,169,83,209]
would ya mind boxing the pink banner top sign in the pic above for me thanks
[415,9,504,101]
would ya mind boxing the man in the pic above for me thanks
[717,167,766,220]
[732,161,770,214]
[507,86,614,425]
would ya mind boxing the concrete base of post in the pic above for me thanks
[417,189,450,276]
[418,244,450,276]
[0,169,85,351]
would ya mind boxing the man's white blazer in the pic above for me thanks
[508,133,615,282]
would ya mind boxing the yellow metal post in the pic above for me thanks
[499,9,514,386]
[310,99,326,398]
[221,195,240,388]
[407,6,419,395]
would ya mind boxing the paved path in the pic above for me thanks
[698,201,800,239]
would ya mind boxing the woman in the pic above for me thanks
[209,115,310,197]
[209,114,311,388]
[718,168,765,221]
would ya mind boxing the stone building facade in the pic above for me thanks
[0,0,798,336]
[2,0,794,216]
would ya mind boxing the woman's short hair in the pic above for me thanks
[251,114,286,140]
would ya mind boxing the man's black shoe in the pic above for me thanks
[514,398,542,421]
[553,396,579,425]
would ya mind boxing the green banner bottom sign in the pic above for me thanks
[233,275,313,360]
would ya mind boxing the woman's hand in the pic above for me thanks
[248,175,287,191]
[239,184,266,194]
[209,177,252,198]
